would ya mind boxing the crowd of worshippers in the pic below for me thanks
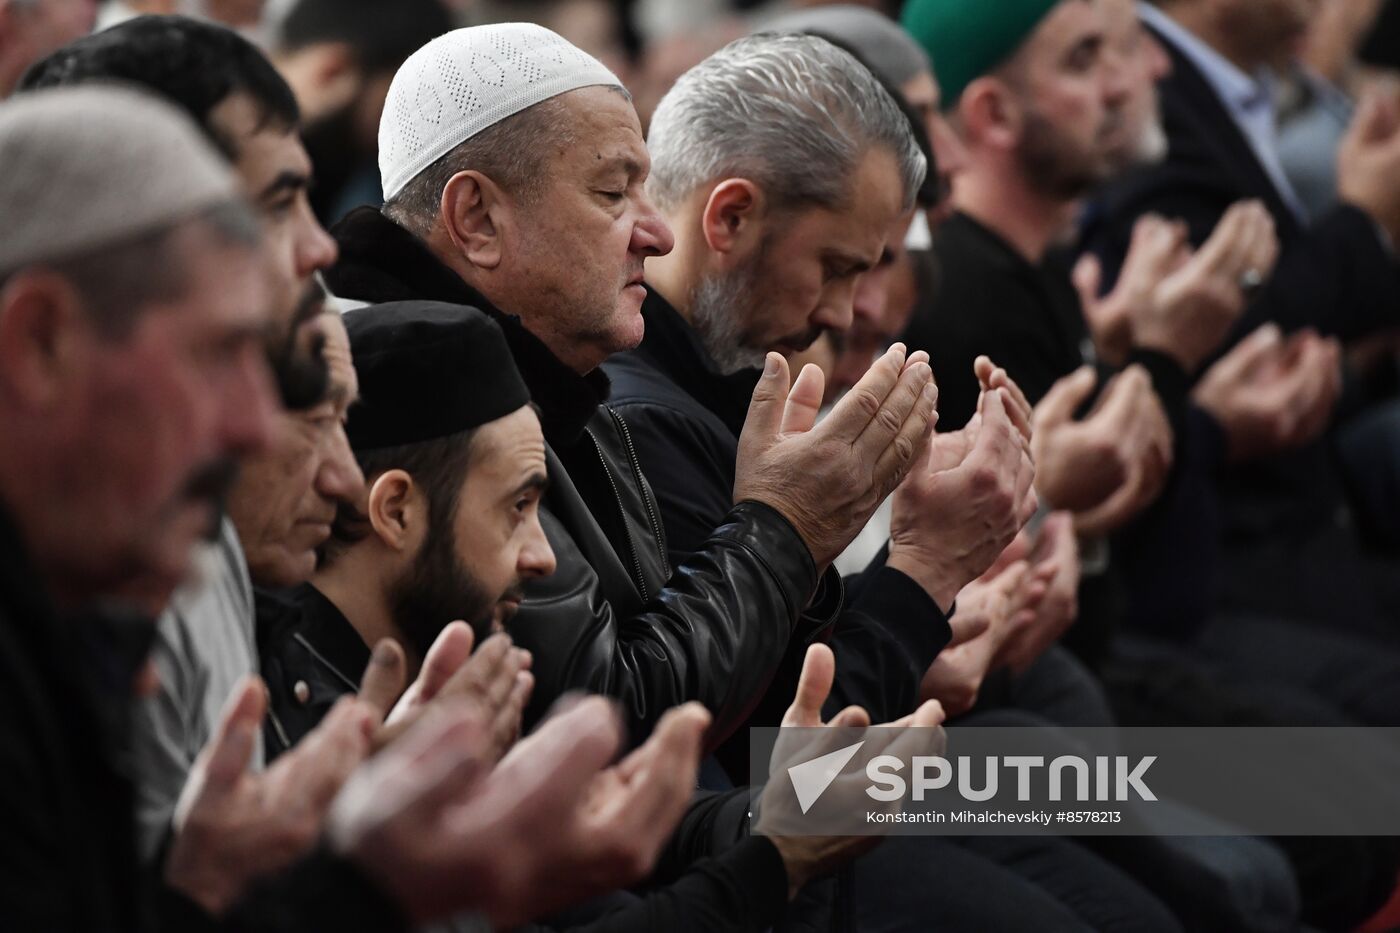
[4,0,1400,930]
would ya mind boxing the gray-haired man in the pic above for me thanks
[606,32,1036,738]
[327,22,938,745]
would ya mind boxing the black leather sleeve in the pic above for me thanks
[512,495,819,747]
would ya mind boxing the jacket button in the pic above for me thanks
[294,680,311,704]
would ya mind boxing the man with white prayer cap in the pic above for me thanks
[328,23,937,747]
[0,80,707,933]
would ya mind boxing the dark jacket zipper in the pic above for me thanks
[609,407,673,581]
[587,427,650,603]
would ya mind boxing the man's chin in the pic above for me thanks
[609,303,648,352]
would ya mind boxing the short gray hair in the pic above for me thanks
[646,33,926,215]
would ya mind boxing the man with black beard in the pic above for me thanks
[258,301,553,751]
[258,300,945,933]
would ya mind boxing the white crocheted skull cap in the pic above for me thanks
[379,22,623,200]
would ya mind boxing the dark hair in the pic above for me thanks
[279,0,455,75]
[323,429,477,564]
[20,15,299,159]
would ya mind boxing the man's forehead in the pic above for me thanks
[209,93,308,193]
[559,88,647,168]
[1099,0,1140,43]
[1029,0,1104,62]
[475,406,546,466]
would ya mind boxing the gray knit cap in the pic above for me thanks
[0,84,240,275]
[760,4,931,89]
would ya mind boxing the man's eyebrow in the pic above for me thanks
[594,155,645,179]
[828,250,876,275]
[510,472,550,498]
[258,169,311,202]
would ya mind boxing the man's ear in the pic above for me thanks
[700,178,765,258]
[442,170,506,270]
[367,469,424,552]
[959,77,1021,153]
[0,270,89,409]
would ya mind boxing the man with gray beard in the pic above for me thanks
[605,31,1037,764]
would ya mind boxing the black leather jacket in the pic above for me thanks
[326,208,824,743]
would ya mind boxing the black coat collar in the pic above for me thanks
[327,207,608,447]
[1145,22,1304,239]
[634,286,762,438]
[285,584,370,688]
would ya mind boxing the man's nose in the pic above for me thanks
[520,518,557,578]
[633,193,676,258]
[315,428,365,506]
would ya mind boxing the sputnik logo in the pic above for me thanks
[787,741,865,814]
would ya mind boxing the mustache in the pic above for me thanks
[292,279,327,329]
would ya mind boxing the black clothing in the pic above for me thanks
[909,213,1193,437]
[0,506,406,933]
[911,212,1091,433]
[1082,20,1400,636]
[910,213,1399,930]
[603,287,952,731]
[1084,23,1400,345]
[257,585,368,758]
[905,211,1206,661]
[254,582,794,933]
[0,509,146,930]
[326,208,823,745]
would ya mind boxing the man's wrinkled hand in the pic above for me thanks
[920,560,1039,717]
[761,645,946,898]
[735,345,937,568]
[1074,204,1277,372]
[378,623,533,763]
[1033,366,1173,535]
[993,512,1080,675]
[887,368,1037,610]
[331,695,707,928]
[166,676,375,915]
[1339,85,1400,246]
[1193,324,1342,462]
